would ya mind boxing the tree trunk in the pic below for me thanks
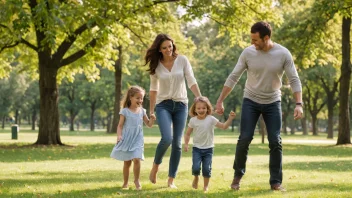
[69,111,75,131]
[311,115,318,136]
[327,100,334,139]
[111,46,123,133]
[90,101,96,131]
[1,116,5,129]
[301,116,308,135]
[282,115,288,135]
[259,115,266,144]
[290,121,295,135]
[15,109,19,124]
[337,17,351,145]
[31,109,37,131]
[36,66,62,145]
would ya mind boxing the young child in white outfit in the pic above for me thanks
[184,96,236,192]
[110,86,156,190]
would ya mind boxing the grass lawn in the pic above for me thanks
[0,127,352,198]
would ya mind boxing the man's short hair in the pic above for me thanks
[251,22,272,39]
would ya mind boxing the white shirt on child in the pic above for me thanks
[188,115,219,149]
[150,55,198,105]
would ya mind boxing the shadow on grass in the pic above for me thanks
[1,143,352,163]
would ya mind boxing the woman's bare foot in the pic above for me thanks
[168,183,178,189]
[149,163,159,184]
[192,177,199,189]
[134,180,142,190]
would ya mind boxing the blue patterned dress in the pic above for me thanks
[110,108,145,161]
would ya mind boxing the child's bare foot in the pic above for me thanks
[122,184,128,189]
[192,177,199,189]
[168,183,178,189]
[203,186,209,192]
[149,164,158,184]
[134,180,142,190]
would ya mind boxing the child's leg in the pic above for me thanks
[133,158,141,190]
[202,148,213,191]
[192,175,199,189]
[123,160,132,188]
[192,147,202,189]
[203,177,210,192]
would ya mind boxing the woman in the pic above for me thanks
[145,33,201,188]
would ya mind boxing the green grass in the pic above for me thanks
[0,127,352,198]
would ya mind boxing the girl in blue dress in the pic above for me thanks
[110,86,156,190]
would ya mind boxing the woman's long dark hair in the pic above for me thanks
[145,34,178,75]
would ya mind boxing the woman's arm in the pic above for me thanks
[190,84,201,97]
[149,91,157,115]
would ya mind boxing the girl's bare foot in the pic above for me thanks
[203,186,209,192]
[149,163,158,184]
[134,180,142,190]
[168,183,178,189]
[192,177,199,189]
[122,184,128,189]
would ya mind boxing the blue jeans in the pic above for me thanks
[234,98,282,185]
[154,99,188,178]
[192,147,213,178]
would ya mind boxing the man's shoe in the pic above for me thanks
[271,183,286,192]
[230,176,242,190]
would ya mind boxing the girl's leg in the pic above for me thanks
[192,176,199,189]
[123,160,132,188]
[203,177,210,192]
[133,159,142,190]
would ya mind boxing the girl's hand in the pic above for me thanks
[117,135,122,143]
[229,111,236,119]
[184,144,189,152]
[150,113,156,120]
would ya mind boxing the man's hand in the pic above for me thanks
[150,113,156,120]
[215,101,224,115]
[294,106,303,120]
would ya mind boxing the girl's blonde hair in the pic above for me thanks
[121,85,145,108]
[189,96,213,117]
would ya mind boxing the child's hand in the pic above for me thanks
[184,144,189,152]
[229,111,236,119]
[150,113,156,120]
[117,135,122,143]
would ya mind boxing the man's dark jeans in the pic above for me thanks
[234,98,283,185]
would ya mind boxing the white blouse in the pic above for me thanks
[150,55,197,104]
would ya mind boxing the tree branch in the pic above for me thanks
[132,0,180,14]
[53,22,97,62]
[0,42,19,53]
[59,39,97,67]
[21,38,38,51]
[122,24,148,47]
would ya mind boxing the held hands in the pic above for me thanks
[294,105,303,120]
[215,101,224,115]
[150,113,156,121]
[184,144,189,152]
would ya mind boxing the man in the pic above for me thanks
[215,21,303,191]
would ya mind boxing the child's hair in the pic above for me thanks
[121,85,146,108]
[189,96,213,117]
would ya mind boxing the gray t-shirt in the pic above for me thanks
[225,43,302,104]
[188,115,219,149]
